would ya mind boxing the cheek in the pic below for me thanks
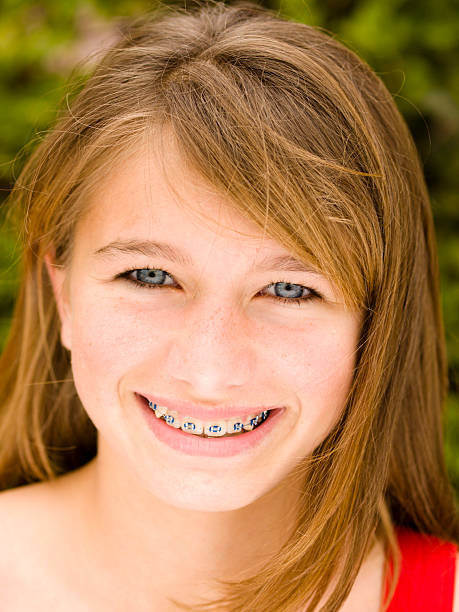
[264,319,358,439]
[264,317,357,390]
[68,294,161,406]
[298,333,356,397]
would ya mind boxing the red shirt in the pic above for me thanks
[385,528,457,611]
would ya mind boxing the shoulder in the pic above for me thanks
[0,463,94,607]
[395,528,458,612]
[0,480,60,607]
[0,478,55,540]
[454,552,459,612]
[0,479,62,571]
[0,462,93,555]
[0,475,67,534]
[0,460,94,528]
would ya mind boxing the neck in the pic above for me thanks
[74,437,303,610]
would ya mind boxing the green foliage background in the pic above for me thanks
[0,0,458,490]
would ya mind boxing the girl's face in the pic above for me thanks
[47,143,363,512]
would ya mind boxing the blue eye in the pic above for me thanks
[260,281,318,306]
[118,268,321,306]
[129,269,174,286]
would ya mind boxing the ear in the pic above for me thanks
[44,250,72,351]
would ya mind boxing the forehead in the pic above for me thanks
[69,140,357,308]
[75,145,299,261]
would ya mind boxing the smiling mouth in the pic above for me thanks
[139,395,275,438]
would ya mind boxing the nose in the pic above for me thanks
[164,298,255,397]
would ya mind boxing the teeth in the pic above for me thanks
[147,401,270,437]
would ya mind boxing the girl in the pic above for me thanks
[0,2,457,610]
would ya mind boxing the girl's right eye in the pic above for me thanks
[120,268,177,289]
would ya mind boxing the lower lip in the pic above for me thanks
[137,396,285,457]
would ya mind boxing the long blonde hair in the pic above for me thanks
[1,2,457,610]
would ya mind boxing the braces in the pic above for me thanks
[148,401,269,436]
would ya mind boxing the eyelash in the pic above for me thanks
[116,268,322,307]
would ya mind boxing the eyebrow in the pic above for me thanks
[93,240,320,274]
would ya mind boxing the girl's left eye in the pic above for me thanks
[117,268,322,306]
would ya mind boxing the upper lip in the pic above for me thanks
[136,392,283,421]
